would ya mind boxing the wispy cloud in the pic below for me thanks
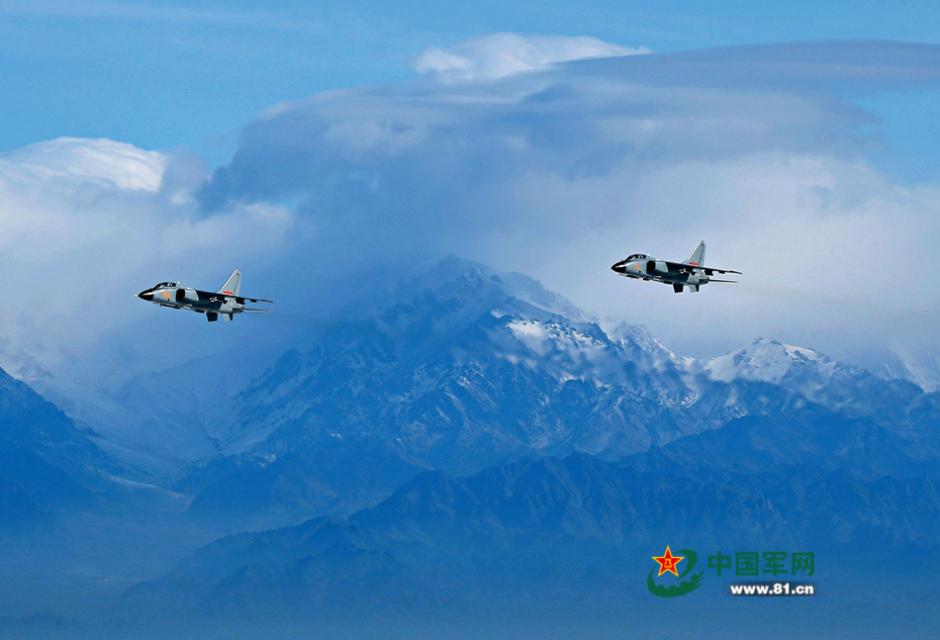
[568,40,940,93]
[412,33,649,82]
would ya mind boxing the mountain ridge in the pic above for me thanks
[123,396,940,618]
[160,257,939,530]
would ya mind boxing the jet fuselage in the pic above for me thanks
[137,270,271,321]
[610,243,740,293]
[611,255,708,287]
[137,282,243,319]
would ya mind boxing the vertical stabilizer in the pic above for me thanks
[218,269,241,296]
[685,241,705,266]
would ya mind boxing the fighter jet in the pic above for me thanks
[137,270,272,322]
[610,241,741,293]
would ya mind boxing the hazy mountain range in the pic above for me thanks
[163,257,937,529]
[1,257,938,637]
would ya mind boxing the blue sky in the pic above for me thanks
[1,0,939,173]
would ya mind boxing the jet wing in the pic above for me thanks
[666,261,742,275]
[193,289,274,304]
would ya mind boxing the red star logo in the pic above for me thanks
[652,546,685,577]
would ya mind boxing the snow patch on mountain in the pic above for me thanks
[608,322,690,371]
[507,318,550,340]
[506,318,604,356]
[705,338,836,384]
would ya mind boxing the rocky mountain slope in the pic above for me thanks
[169,258,938,530]
[124,399,940,619]
[0,367,120,530]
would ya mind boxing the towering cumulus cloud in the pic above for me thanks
[3,37,940,385]
[202,38,940,362]
[0,137,293,381]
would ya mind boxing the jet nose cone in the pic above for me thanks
[611,260,627,274]
[138,290,153,301]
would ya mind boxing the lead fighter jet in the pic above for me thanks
[610,241,741,293]
[137,270,272,321]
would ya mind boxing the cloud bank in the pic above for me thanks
[3,36,940,388]
[0,137,294,382]
[202,39,940,363]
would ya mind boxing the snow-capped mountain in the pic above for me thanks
[4,256,939,633]
[165,257,936,529]
[702,338,926,420]
[178,259,708,527]
[14,255,920,533]
[705,338,839,385]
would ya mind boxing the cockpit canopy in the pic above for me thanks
[625,253,648,261]
[152,281,178,289]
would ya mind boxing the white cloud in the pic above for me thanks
[412,33,649,82]
[503,151,940,360]
[198,40,940,365]
[1,137,165,191]
[0,137,295,383]
[4,39,939,390]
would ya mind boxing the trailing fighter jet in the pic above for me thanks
[137,270,272,322]
[610,241,741,293]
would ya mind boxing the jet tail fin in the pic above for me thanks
[684,241,705,266]
[217,269,241,296]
